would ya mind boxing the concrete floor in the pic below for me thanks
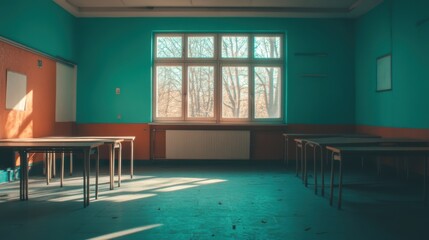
[0,162,428,240]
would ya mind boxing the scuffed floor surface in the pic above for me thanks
[0,163,428,240]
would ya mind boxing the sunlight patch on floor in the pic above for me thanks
[98,193,157,203]
[87,224,163,240]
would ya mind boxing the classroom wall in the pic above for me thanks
[75,17,356,125]
[0,0,77,62]
[0,41,75,168]
[355,0,429,137]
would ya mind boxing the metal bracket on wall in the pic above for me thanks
[294,52,328,57]
[301,74,328,78]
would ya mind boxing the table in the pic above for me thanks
[48,137,125,191]
[0,139,103,207]
[302,137,429,196]
[283,134,344,168]
[67,136,135,179]
[326,146,429,209]
[283,133,377,173]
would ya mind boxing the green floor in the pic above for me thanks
[0,162,428,239]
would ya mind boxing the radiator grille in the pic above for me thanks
[166,130,250,160]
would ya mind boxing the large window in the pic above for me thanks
[154,33,284,123]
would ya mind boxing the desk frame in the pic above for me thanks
[0,140,103,207]
[327,146,429,209]
[300,137,425,196]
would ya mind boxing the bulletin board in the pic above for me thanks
[376,54,392,92]
[6,70,27,111]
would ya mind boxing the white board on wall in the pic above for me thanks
[6,70,27,111]
[56,62,76,122]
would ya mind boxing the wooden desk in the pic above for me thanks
[326,146,429,209]
[0,139,103,207]
[69,136,136,179]
[283,134,343,167]
[50,137,125,191]
[304,138,428,196]
[284,133,349,180]
[290,133,379,183]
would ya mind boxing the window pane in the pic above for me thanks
[222,66,249,118]
[221,36,248,58]
[254,67,281,119]
[187,66,215,118]
[156,66,182,118]
[156,36,182,58]
[188,36,214,58]
[254,36,281,59]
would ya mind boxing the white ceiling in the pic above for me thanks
[54,0,383,18]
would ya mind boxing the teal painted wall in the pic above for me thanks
[76,18,355,124]
[0,0,77,62]
[355,0,429,129]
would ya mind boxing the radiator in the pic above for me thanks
[166,130,250,160]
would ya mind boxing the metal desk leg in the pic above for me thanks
[314,146,317,194]
[295,144,299,176]
[70,152,73,176]
[86,150,90,206]
[321,150,327,197]
[109,144,114,190]
[130,140,134,179]
[284,138,288,166]
[46,152,50,185]
[329,152,335,206]
[83,150,90,207]
[303,144,307,184]
[23,153,29,200]
[112,145,115,189]
[338,155,343,210]
[118,143,122,187]
[19,151,28,200]
[20,152,24,200]
[52,152,56,178]
[83,151,87,207]
[47,153,50,183]
[96,147,99,199]
[300,145,304,181]
[43,152,46,176]
[61,152,64,187]
[423,156,429,205]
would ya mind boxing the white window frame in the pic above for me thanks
[153,33,284,123]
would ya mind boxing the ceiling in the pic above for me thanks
[54,0,383,18]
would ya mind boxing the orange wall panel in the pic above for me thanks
[356,125,429,140]
[0,41,74,166]
[76,123,150,160]
[0,41,57,139]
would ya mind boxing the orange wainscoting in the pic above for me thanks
[76,123,150,160]
[356,125,429,140]
[0,40,75,166]
[356,125,429,175]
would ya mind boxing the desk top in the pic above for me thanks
[284,134,346,140]
[0,137,106,143]
[289,134,378,142]
[0,140,103,151]
[300,137,428,146]
[45,136,125,144]
[326,146,429,155]
[75,136,135,141]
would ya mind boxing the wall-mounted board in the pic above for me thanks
[6,70,27,111]
[55,62,76,122]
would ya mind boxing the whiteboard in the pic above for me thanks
[56,62,76,122]
[376,54,392,91]
[6,70,27,111]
